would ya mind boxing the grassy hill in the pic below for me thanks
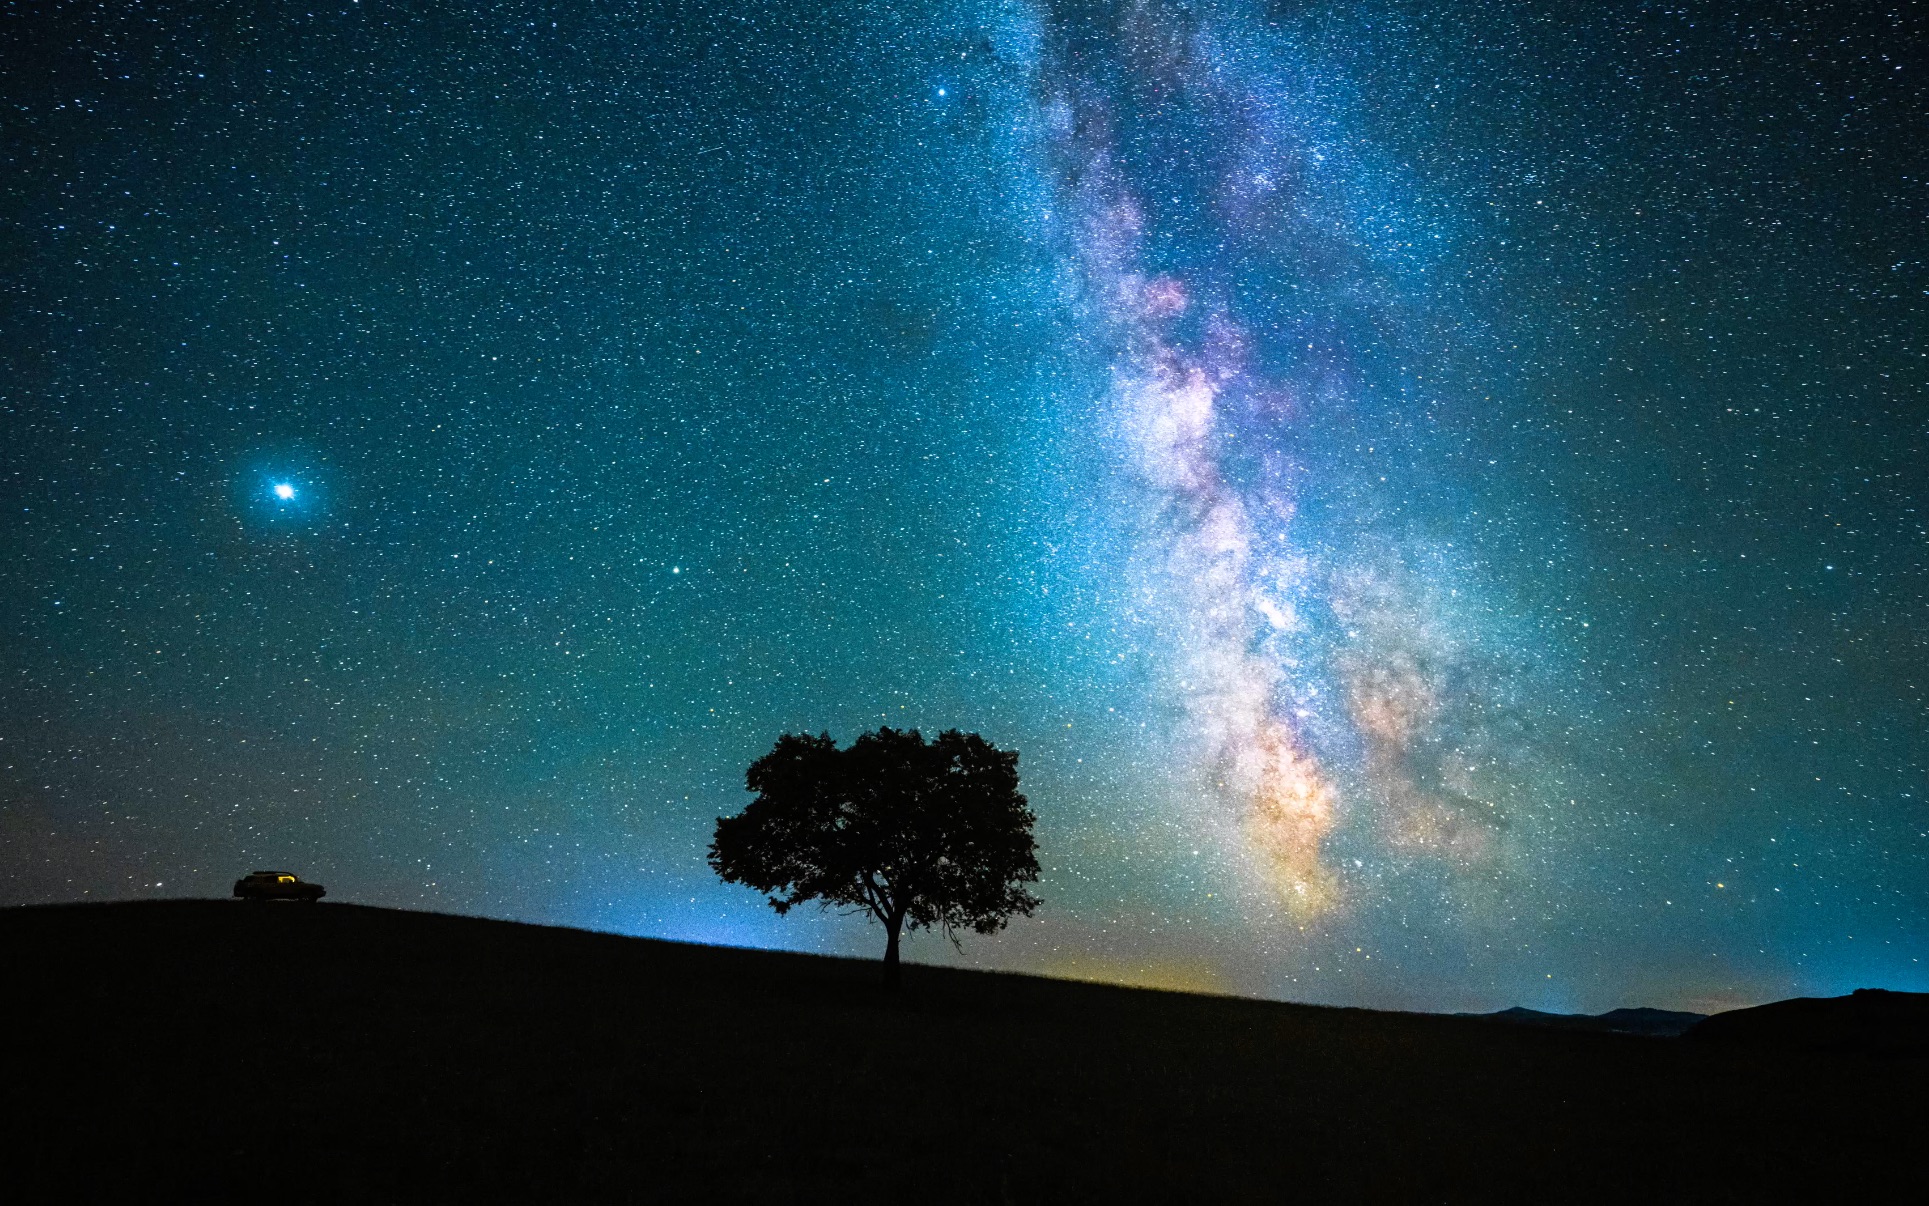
[4,901,1917,1202]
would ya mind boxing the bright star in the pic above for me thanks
[273,482,296,501]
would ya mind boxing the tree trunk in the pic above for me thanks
[882,914,903,988]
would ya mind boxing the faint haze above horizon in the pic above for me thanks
[2,0,1924,1014]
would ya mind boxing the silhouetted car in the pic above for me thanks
[233,871,325,902]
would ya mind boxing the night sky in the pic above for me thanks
[4,0,1924,1012]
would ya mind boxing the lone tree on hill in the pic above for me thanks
[709,727,1041,984]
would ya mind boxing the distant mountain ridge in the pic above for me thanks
[1464,1006,1708,1037]
[1465,988,1929,1048]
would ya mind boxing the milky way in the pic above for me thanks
[1031,2,1543,923]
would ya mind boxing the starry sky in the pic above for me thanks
[3,0,1924,1012]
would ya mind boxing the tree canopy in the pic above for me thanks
[709,727,1041,982]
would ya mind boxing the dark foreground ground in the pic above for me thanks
[5,902,1917,1203]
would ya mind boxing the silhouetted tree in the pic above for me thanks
[709,727,1041,985]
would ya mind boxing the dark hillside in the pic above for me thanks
[1687,987,1929,1054]
[3,902,1918,1203]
